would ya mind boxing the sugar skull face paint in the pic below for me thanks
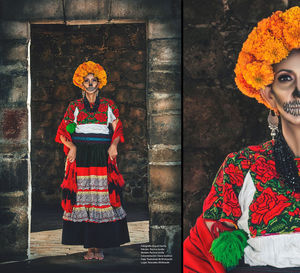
[83,73,99,93]
[267,50,300,126]
[283,99,300,117]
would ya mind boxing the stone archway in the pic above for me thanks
[0,0,181,263]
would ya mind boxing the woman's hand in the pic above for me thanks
[67,145,76,163]
[108,143,118,160]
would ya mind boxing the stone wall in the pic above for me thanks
[183,0,298,238]
[0,0,181,263]
[30,23,147,208]
[0,19,30,260]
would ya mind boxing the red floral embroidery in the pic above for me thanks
[215,168,224,186]
[251,157,276,183]
[249,226,257,237]
[241,159,251,170]
[222,183,241,218]
[250,187,292,225]
[94,112,107,122]
[288,208,300,217]
[225,163,244,186]
[113,108,120,118]
[77,111,89,122]
[98,103,107,112]
[203,185,220,212]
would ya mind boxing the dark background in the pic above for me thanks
[183,0,300,238]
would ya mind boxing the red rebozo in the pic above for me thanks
[183,214,226,273]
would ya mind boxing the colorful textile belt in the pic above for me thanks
[72,133,111,144]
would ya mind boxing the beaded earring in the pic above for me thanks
[268,110,279,140]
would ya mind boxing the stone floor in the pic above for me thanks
[29,220,149,259]
[0,205,182,273]
[29,204,149,259]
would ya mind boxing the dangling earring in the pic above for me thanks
[268,109,279,140]
[82,90,85,98]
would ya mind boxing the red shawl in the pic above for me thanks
[55,119,125,213]
[183,214,227,273]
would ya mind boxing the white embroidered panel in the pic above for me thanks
[237,171,300,267]
[75,123,110,134]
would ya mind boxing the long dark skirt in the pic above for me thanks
[61,133,130,248]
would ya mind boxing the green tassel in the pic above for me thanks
[210,229,248,269]
[66,122,76,134]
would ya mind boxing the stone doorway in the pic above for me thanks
[30,23,148,258]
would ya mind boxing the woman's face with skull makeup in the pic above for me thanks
[82,73,99,93]
[266,50,300,126]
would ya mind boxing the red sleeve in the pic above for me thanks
[55,102,75,155]
[183,214,226,273]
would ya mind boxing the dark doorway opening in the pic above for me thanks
[30,23,148,258]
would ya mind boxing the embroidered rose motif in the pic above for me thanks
[203,184,220,212]
[251,157,277,183]
[249,226,257,237]
[241,159,251,170]
[94,112,107,122]
[250,187,292,226]
[225,163,244,186]
[77,111,89,122]
[98,103,107,112]
[223,183,241,218]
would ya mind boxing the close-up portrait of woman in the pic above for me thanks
[184,2,300,273]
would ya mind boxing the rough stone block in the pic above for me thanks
[148,19,181,39]
[0,63,27,76]
[8,76,28,103]
[0,21,29,40]
[149,165,181,193]
[184,0,223,25]
[0,108,28,141]
[0,0,63,21]
[149,225,181,256]
[65,0,109,20]
[228,0,286,23]
[116,89,146,105]
[148,93,181,114]
[150,203,181,225]
[148,71,180,93]
[0,42,27,64]
[149,114,181,145]
[149,226,167,245]
[110,0,180,20]
[0,159,28,192]
[0,191,27,208]
[0,143,27,155]
[0,207,28,261]
[149,39,181,71]
[149,144,181,163]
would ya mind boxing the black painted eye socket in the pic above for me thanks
[278,74,293,82]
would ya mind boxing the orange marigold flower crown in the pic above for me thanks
[234,6,300,109]
[73,61,107,90]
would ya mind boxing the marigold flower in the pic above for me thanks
[243,62,274,90]
[73,61,107,90]
[234,6,300,109]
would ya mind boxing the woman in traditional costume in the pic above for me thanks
[55,61,130,260]
[184,6,300,272]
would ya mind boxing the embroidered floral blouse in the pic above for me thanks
[60,97,120,137]
[203,140,300,238]
[63,97,119,126]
